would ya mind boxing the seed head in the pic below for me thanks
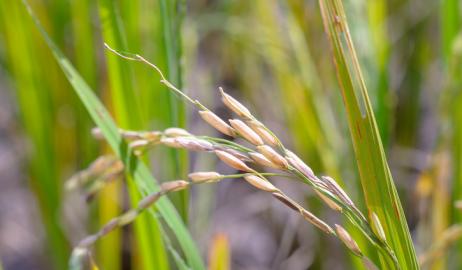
[335,224,362,256]
[199,111,236,137]
[188,171,223,183]
[221,148,253,162]
[215,150,253,172]
[257,145,288,169]
[78,235,99,248]
[160,137,182,148]
[244,175,279,192]
[249,152,283,169]
[160,180,190,193]
[129,140,150,155]
[229,119,264,146]
[369,212,386,242]
[247,120,278,146]
[164,127,191,137]
[141,131,162,141]
[129,140,150,149]
[455,200,462,210]
[121,130,143,140]
[322,176,354,206]
[362,258,379,270]
[285,150,314,178]
[119,210,138,226]
[137,192,162,210]
[219,87,252,119]
[300,209,335,234]
[272,192,299,212]
[315,189,342,212]
[91,127,104,139]
[175,137,214,151]
[100,219,119,236]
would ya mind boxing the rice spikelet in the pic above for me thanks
[160,180,190,193]
[229,119,264,146]
[272,192,299,211]
[244,175,279,192]
[215,150,253,172]
[247,120,278,146]
[188,171,223,183]
[219,87,252,119]
[161,137,182,148]
[322,176,354,206]
[315,189,342,212]
[249,152,283,169]
[175,137,214,151]
[369,212,386,242]
[335,224,362,256]
[164,127,191,137]
[257,145,288,169]
[300,209,335,234]
[285,150,314,178]
[199,110,236,137]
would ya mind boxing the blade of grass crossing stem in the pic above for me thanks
[208,234,231,270]
[0,2,69,269]
[70,0,99,163]
[285,3,370,268]
[158,0,189,221]
[250,3,363,267]
[450,44,462,267]
[318,1,419,269]
[69,3,109,266]
[366,1,391,148]
[441,0,462,265]
[97,1,169,269]
[441,0,460,65]
[23,2,205,269]
[108,3,168,267]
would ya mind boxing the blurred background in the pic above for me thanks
[0,0,461,269]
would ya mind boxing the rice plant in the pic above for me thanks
[66,49,399,269]
[1,0,461,269]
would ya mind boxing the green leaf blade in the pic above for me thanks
[319,1,419,269]
[23,3,205,269]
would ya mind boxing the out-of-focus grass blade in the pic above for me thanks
[441,0,460,64]
[97,1,168,269]
[208,234,230,270]
[23,2,205,270]
[0,2,69,269]
[158,0,189,221]
[366,1,391,147]
[69,1,117,268]
[450,46,462,267]
[248,2,363,268]
[318,1,419,269]
[70,0,99,164]
[441,0,462,266]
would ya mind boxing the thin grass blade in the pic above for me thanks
[23,2,205,269]
[318,0,419,269]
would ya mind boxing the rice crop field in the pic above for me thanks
[0,1,461,270]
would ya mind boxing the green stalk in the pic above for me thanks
[441,1,462,267]
[158,0,189,221]
[318,1,419,269]
[97,1,168,269]
[0,2,69,269]
[23,2,205,269]
[441,0,460,65]
[366,0,391,147]
[70,0,98,162]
